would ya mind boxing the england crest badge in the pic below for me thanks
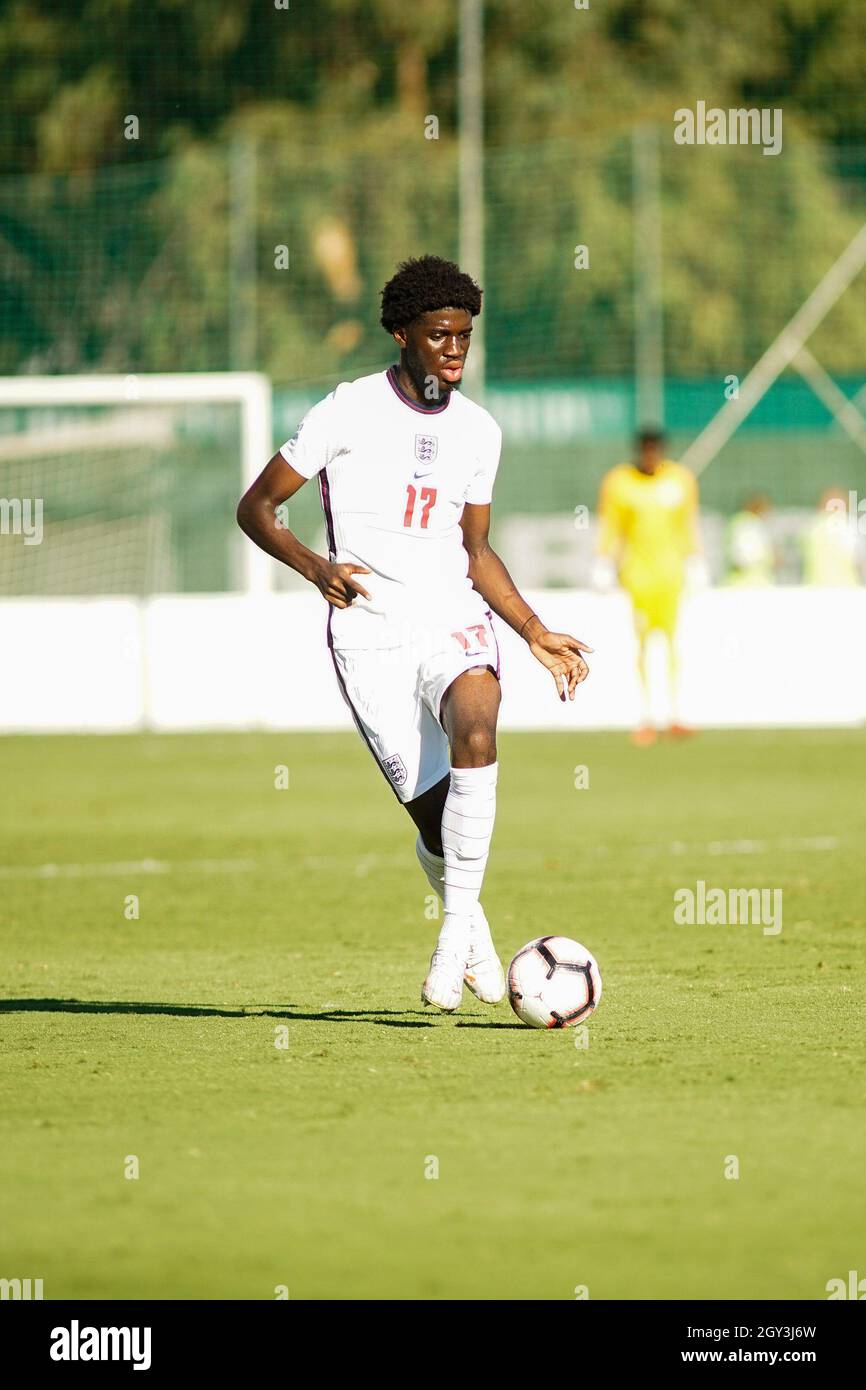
[383,753,408,786]
[415,434,438,465]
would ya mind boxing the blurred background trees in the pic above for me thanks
[1,0,865,383]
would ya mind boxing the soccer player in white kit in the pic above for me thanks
[237,256,592,1012]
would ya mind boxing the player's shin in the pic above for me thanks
[442,762,505,1003]
[441,761,498,926]
[416,778,504,1007]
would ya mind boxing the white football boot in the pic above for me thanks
[464,905,506,1004]
[421,946,467,1013]
[422,912,472,1012]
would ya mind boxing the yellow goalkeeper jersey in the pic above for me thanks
[597,460,698,593]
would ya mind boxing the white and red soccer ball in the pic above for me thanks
[507,936,602,1029]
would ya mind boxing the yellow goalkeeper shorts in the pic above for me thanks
[625,581,682,637]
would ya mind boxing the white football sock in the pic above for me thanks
[440,762,498,935]
[415,835,445,900]
[416,831,495,950]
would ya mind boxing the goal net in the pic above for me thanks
[0,374,273,597]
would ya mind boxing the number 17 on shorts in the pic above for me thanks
[451,623,491,658]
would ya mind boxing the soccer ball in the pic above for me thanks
[507,936,602,1029]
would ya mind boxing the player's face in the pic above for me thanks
[637,440,664,474]
[396,309,473,398]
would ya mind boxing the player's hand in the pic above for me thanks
[528,630,593,701]
[312,560,372,608]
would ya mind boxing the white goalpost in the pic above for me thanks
[0,371,274,596]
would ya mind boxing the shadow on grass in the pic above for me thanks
[0,997,513,1028]
[455,1020,527,1028]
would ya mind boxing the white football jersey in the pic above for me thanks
[279,367,502,649]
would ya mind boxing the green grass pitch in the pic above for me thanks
[1,728,864,1300]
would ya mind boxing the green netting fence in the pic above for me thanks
[1,131,866,594]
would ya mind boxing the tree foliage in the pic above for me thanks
[0,0,864,379]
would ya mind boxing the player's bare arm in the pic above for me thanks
[236,454,371,608]
[460,500,593,701]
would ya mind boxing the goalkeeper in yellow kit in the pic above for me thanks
[597,429,700,744]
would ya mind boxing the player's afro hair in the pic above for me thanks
[380,255,482,333]
[637,426,666,447]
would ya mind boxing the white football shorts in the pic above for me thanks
[328,605,501,804]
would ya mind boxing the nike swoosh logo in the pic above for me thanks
[414,469,434,478]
